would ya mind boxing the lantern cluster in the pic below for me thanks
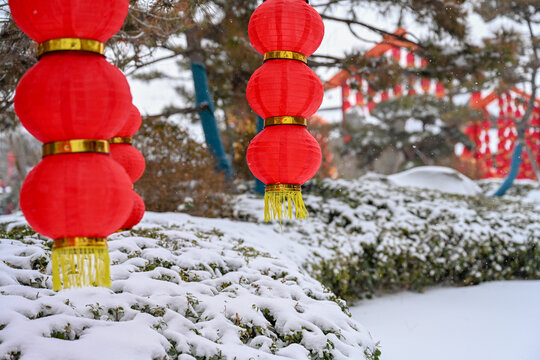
[246,0,324,222]
[10,0,145,291]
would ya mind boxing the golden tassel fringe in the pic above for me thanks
[51,238,111,291]
[264,184,308,223]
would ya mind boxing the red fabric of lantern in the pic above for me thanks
[121,191,146,230]
[9,0,129,43]
[110,144,146,182]
[247,60,323,118]
[20,153,133,239]
[14,52,131,143]
[117,105,143,137]
[247,125,322,185]
[248,0,324,57]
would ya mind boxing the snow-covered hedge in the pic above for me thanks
[236,174,540,301]
[0,218,378,360]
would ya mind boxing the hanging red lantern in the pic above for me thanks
[109,106,145,183]
[109,105,146,230]
[247,60,323,118]
[121,191,146,230]
[118,105,143,137]
[435,82,445,98]
[11,0,133,291]
[394,84,403,97]
[248,0,324,57]
[247,126,321,185]
[9,0,128,43]
[109,143,146,183]
[20,153,133,239]
[246,0,324,223]
[406,52,415,67]
[15,52,131,142]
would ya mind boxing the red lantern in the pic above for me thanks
[9,0,128,43]
[109,144,145,183]
[118,105,143,137]
[11,0,132,290]
[248,0,324,57]
[435,82,446,98]
[121,191,146,230]
[110,105,145,183]
[246,0,323,222]
[15,53,132,143]
[109,105,146,229]
[247,60,323,119]
[406,52,415,67]
[20,154,132,239]
[247,126,321,185]
[394,84,403,97]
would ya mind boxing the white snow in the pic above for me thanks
[388,166,482,196]
[351,281,540,360]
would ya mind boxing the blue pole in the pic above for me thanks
[492,142,523,197]
[254,115,265,195]
[190,62,233,179]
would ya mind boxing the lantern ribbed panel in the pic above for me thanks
[247,60,323,118]
[247,126,321,185]
[9,0,128,42]
[20,154,133,239]
[15,53,132,143]
[11,0,134,290]
[248,0,324,56]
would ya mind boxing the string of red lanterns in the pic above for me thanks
[11,0,141,290]
[109,105,147,230]
[246,0,324,223]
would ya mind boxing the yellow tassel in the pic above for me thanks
[51,238,111,291]
[264,184,308,224]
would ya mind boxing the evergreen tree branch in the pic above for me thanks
[319,13,423,48]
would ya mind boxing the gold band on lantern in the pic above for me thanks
[37,38,105,58]
[42,139,110,157]
[53,237,108,250]
[265,116,307,127]
[109,137,133,145]
[266,184,301,193]
[263,51,308,64]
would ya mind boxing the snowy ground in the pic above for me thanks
[351,280,540,360]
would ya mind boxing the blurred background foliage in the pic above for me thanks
[0,0,537,214]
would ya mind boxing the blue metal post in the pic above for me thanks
[254,115,265,195]
[492,142,523,197]
[190,62,233,179]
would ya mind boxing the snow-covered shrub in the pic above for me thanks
[302,175,540,300]
[0,219,377,360]
[235,174,540,301]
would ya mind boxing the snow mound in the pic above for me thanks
[0,216,377,360]
[388,166,482,196]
